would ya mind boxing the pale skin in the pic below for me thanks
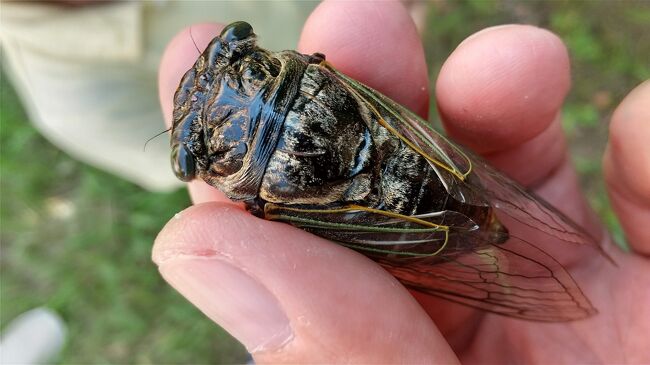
[154,2,650,363]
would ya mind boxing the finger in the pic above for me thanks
[152,204,458,363]
[604,80,650,255]
[298,0,430,118]
[436,25,603,236]
[158,23,230,204]
[436,25,571,184]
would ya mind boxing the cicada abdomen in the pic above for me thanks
[170,21,606,321]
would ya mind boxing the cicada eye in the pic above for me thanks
[220,21,254,43]
[171,144,196,182]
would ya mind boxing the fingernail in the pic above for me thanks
[159,257,292,353]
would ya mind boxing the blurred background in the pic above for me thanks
[1,1,648,363]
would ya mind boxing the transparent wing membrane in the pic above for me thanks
[268,202,598,321]
[381,231,596,321]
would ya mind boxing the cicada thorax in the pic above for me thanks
[248,59,506,261]
[258,62,376,206]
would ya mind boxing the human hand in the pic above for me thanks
[154,2,650,363]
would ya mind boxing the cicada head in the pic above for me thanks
[170,21,286,198]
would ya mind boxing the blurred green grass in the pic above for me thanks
[1,1,648,363]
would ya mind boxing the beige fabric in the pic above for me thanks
[1,1,316,191]
[0,2,142,62]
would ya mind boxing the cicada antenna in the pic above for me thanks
[189,26,201,55]
[143,127,172,152]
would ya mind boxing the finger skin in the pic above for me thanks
[436,25,571,183]
[604,80,650,254]
[299,0,430,118]
[436,24,603,234]
[153,203,458,363]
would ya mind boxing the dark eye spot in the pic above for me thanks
[220,21,254,43]
[171,144,195,182]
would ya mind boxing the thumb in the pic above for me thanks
[152,203,458,363]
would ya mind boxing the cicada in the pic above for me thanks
[170,21,606,321]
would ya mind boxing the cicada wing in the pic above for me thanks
[380,231,597,322]
[470,159,602,251]
[265,204,597,321]
[329,67,488,207]
[273,66,607,320]
[265,204,477,258]
[330,65,603,252]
